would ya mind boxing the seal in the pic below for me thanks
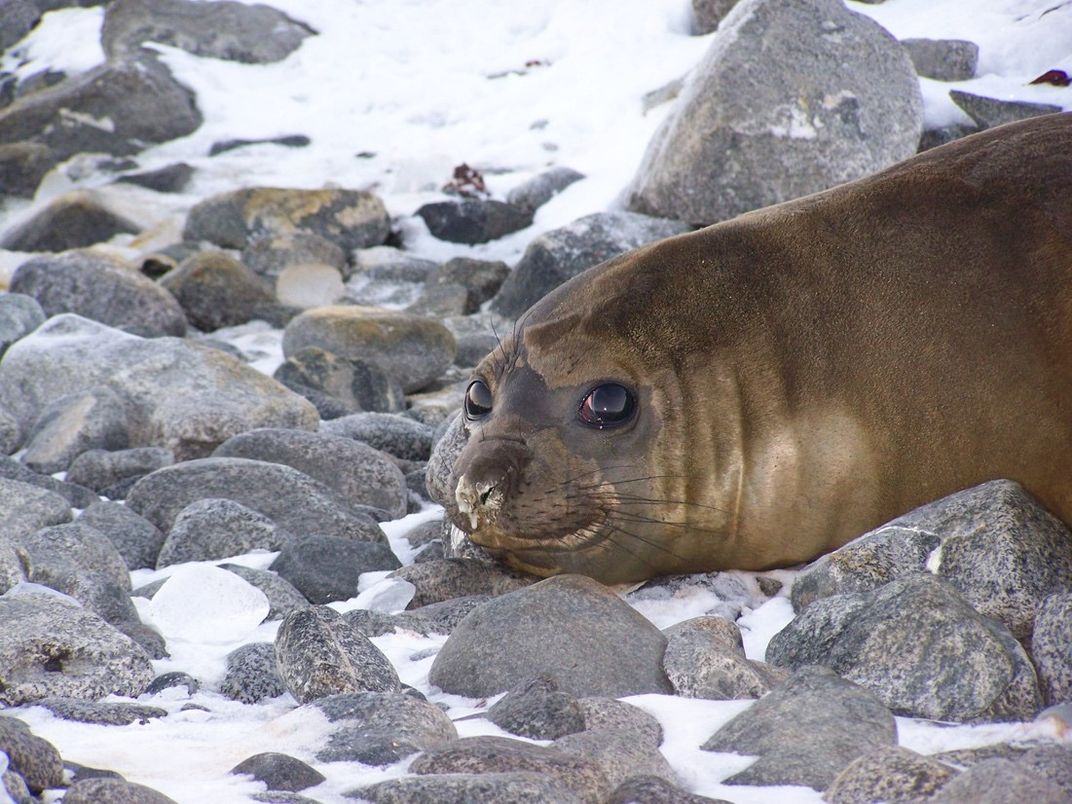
[449,112,1072,584]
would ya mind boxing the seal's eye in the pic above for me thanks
[464,379,493,420]
[578,383,636,429]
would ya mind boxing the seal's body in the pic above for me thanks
[450,113,1072,584]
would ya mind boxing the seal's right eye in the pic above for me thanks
[464,380,493,420]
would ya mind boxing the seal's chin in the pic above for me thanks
[461,519,614,577]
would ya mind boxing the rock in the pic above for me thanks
[506,166,585,215]
[577,698,663,747]
[553,728,677,791]
[311,691,457,764]
[429,574,673,698]
[78,501,166,570]
[273,347,405,416]
[275,262,346,309]
[0,293,45,358]
[824,746,959,804]
[283,306,455,394]
[0,477,72,548]
[274,606,401,703]
[1016,744,1072,798]
[0,191,140,251]
[1033,593,1072,706]
[0,592,153,704]
[242,232,346,280]
[183,187,390,252]
[406,280,471,317]
[901,38,978,81]
[1,453,95,506]
[351,772,580,803]
[927,757,1067,803]
[416,199,533,245]
[662,616,784,699]
[219,564,309,620]
[213,428,408,519]
[691,0,738,34]
[425,411,467,509]
[63,777,177,803]
[20,385,130,474]
[270,535,399,604]
[345,595,489,638]
[10,250,185,337]
[490,211,691,318]
[210,134,311,156]
[321,412,437,461]
[0,54,202,162]
[103,0,314,63]
[767,573,1041,722]
[116,161,194,193]
[487,676,586,740]
[702,665,896,789]
[156,498,292,567]
[344,247,437,308]
[0,715,63,793]
[145,671,199,695]
[0,406,16,456]
[608,775,726,804]
[627,0,923,226]
[159,251,273,332]
[918,123,980,152]
[219,642,287,704]
[391,559,533,608]
[231,753,325,793]
[950,90,1062,129]
[67,447,175,495]
[33,697,167,725]
[424,257,510,314]
[0,140,56,198]
[454,331,499,367]
[126,457,385,542]
[0,1,39,52]
[17,521,131,593]
[0,315,317,458]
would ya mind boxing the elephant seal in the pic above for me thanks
[449,112,1072,584]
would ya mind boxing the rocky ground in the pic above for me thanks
[1,0,1071,801]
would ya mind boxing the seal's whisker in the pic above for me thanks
[563,489,730,514]
[600,521,692,563]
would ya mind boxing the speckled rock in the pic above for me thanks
[824,745,959,803]
[391,558,533,608]
[270,535,399,604]
[0,293,45,358]
[0,476,71,542]
[608,774,728,803]
[77,502,166,571]
[425,411,467,510]
[350,772,581,803]
[219,564,310,620]
[230,753,325,793]
[578,698,663,747]
[344,594,489,638]
[487,676,586,740]
[1032,593,1072,706]
[145,672,200,696]
[691,0,738,34]
[950,90,1062,129]
[553,727,678,791]
[275,606,401,703]
[274,347,405,417]
[321,414,436,467]
[421,257,510,314]
[159,251,274,332]
[17,521,131,591]
[283,307,455,394]
[663,616,784,699]
[20,385,130,474]
[219,643,287,704]
[506,166,585,215]
[0,715,64,793]
[702,666,896,789]
[156,498,293,567]
[33,697,167,725]
[927,756,1068,803]
[2,191,140,252]
[416,199,533,245]
[62,777,178,804]
[312,691,457,764]
[430,574,673,698]
[901,38,978,81]
[67,447,175,497]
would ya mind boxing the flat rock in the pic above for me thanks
[391,558,533,608]
[350,772,581,803]
[156,498,292,567]
[231,752,325,793]
[487,676,586,740]
[1032,593,1072,707]
[273,347,405,416]
[0,476,71,542]
[67,447,175,497]
[21,385,130,474]
[429,574,673,698]
[416,199,533,245]
[0,715,64,793]
[702,665,896,789]
[824,745,959,804]
[0,293,44,358]
[901,37,978,81]
[219,643,287,704]
[321,412,437,461]
[269,535,400,604]
[506,166,585,215]
[63,777,177,803]
[10,249,185,337]
[950,90,1062,129]
[33,696,167,725]
[77,501,166,571]
[0,192,140,252]
[159,251,273,332]
[627,0,923,225]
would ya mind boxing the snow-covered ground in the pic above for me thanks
[2,1,1071,801]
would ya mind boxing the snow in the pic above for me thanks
[2,0,1071,800]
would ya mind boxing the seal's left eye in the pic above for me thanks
[578,383,635,429]
[464,380,493,419]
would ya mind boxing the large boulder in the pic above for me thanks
[627,0,923,225]
[0,192,141,252]
[158,251,273,332]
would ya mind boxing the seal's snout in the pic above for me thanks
[453,439,530,531]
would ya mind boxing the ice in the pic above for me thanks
[144,564,270,644]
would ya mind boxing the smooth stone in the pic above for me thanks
[230,753,325,793]
[159,251,274,332]
[927,756,1068,803]
[824,745,959,804]
[77,502,166,571]
[67,447,175,495]
[349,772,580,803]
[210,134,311,156]
[273,347,405,416]
[219,643,287,704]
[156,498,292,567]
[901,37,978,81]
[0,715,64,793]
[0,0,39,51]
[116,162,194,193]
[422,257,510,314]
[487,676,586,740]
[552,728,678,790]
[21,386,130,474]
[0,192,140,252]
[62,778,177,803]
[416,199,533,245]
[344,594,489,638]
[0,293,45,358]
[33,697,167,726]
[270,535,400,604]
[691,0,738,34]
[662,616,784,699]
[424,411,467,510]
[242,232,346,280]
[0,476,71,542]
[391,558,533,608]
[950,90,1062,129]
[145,672,200,696]
[609,775,729,803]
[506,166,585,214]
[0,140,56,199]
[17,521,130,591]
[321,412,436,462]
[578,698,663,748]
[0,453,95,506]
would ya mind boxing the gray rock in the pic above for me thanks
[77,502,165,570]
[487,676,586,740]
[430,574,673,698]
[23,559,138,626]
[767,574,1041,722]
[702,665,896,789]
[183,187,390,252]
[213,428,408,519]
[243,232,346,280]
[490,211,691,318]
[391,558,533,608]
[425,410,467,510]
[159,251,273,332]
[156,498,292,567]
[269,535,400,604]
[578,698,663,748]
[628,571,769,623]
[0,1,39,52]
[0,476,71,542]
[321,411,436,461]
[902,38,978,81]
[117,619,167,660]
[1033,593,1072,706]
[103,0,314,63]
[63,777,177,804]
[824,745,958,803]
[273,347,405,416]
[17,521,130,591]
[1016,744,1072,798]
[0,315,317,460]
[21,386,129,474]
[663,616,784,699]
[210,134,311,157]
[627,0,923,226]
[691,0,738,34]
[34,697,167,725]
[126,457,385,543]
[454,331,500,367]
[312,691,457,764]
[116,161,194,193]
[145,671,200,695]
[506,166,585,215]
[0,192,140,252]
[918,123,980,152]
[0,140,56,198]
[1,453,96,507]
[344,247,437,308]
[0,593,153,704]
[0,715,63,793]
[219,643,286,704]
[0,54,201,162]
[416,199,533,245]
[10,250,185,337]
[231,753,325,793]
[283,307,455,394]
[553,728,678,790]
[67,447,175,496]
[0,541,29,596]
[350,772,581,803]
[218,564,309,620]
[344,594,489,637]
[0,406,15,456]
[950,90,1062,129]
[928,757,1068,803]
[608,775,727,803]
[406,280,471,317]
[274,606,401,703]
[0,293,45,358]
[427,257,510,314]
